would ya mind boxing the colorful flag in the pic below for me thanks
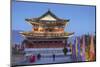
[81,35,86,61]
[77,37,81,61]
[72,39,77,62]
[74,37,81,61]
[75,37,78,57]
[89,34,95,61]
[70,42,72,54]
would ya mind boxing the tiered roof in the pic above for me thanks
[20,32,74,38]
[20,10,74,38]
[25,10,69,26]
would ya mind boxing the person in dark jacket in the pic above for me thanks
[37,53,41,60]
[53,54,55,61]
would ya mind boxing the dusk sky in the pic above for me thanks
[12,1,96,36]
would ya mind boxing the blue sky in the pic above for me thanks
[12,1,96,36]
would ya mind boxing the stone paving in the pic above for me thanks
[12,55,73,66]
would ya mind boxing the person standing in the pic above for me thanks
[37,53,41,60]
[53,54,55,61]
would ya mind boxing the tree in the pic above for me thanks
[63,47,68,56]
